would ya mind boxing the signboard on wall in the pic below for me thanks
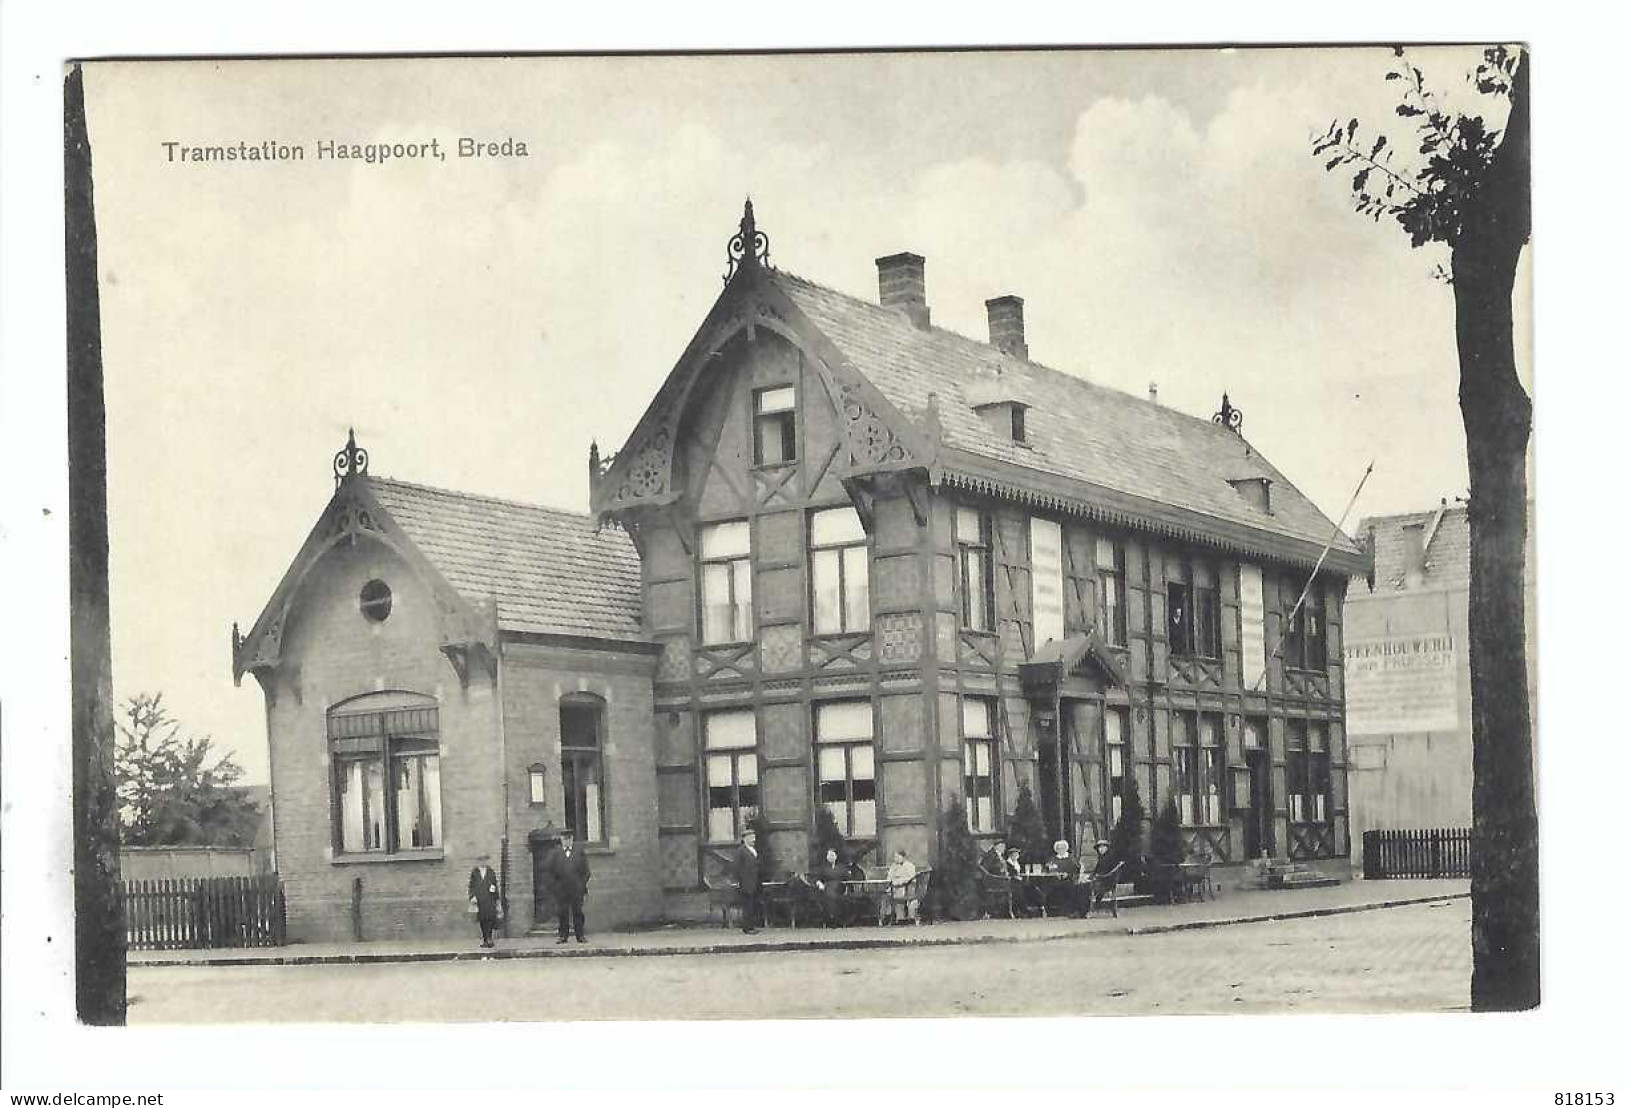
[1239,563,1266,689]
[1031,517,1064,648]
[1345,633,1459,734]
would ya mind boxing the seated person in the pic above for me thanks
[1005,847,1043,916]
[885,849,918,923]
[979,840,1010,880]
[1046,839,1084,916]
[811,848,847,926]
[1080,838,1115,917]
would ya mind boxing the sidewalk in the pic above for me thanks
[127,877,1467,969]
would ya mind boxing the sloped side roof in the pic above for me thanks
[773,270,1362,563]
[368,478,644,640]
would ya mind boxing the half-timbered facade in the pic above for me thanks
[591,203,1367,892]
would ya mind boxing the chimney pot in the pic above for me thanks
[876,252,930,329]
[1149,382,1160,404]
[985,295,1028,360]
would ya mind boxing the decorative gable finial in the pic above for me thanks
[724,196,771,283]
[1212,392,1244,434]
[333,427,369,487]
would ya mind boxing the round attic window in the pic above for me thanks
[359,579,393,623]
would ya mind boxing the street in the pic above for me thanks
[127,898,1469,1022]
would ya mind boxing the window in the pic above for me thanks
[1104,706,1129,824]
[1198,715,1224,825]
[704,710,759,844]
[560,695,606,843]
[753,386,797,465]
[1169,556,1221,658]
[359,579,393,623]
[814,701,876,838]
[956,506,994,633]
[1011,404,1027,444]
[962,698,997,831]
[700,520,753,644]
[1283,577,1327,672]
[1167,560,1193,656]
[1096,538,1127,646]
[810,506,870,634]
[1194,560,1220,658]
[1286,720,1330,823]
[1172,712,1197,825]
[329,696,441,855]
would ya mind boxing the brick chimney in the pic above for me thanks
[985,295,1027,360]
[876,252,929,329]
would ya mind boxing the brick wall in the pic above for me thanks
[265,537,505,944]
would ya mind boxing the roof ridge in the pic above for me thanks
[771,267,1247,439]
[369,475,595,521]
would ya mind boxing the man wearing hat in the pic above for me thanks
[1080,838,1113,918]
[551,830,592,943]
[467,852,502,949]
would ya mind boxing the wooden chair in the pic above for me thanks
[703,874,741,928]
[1086,861,1125,918]
[882,867,932,925]
[979,871,1017,919]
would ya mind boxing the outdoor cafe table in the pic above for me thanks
[1020,870,1078,917]
[841,877,893,925]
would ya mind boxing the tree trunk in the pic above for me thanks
[1453,52,1537,1012]
[66,65,127,1024]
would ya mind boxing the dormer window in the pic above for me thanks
[974,401,1030,445]
[1227,476,1273,514]
[753,386,797,465]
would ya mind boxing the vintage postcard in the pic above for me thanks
[62,46,1534,1030]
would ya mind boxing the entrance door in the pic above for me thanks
[1036,738,1070,846]
[1244,748,1274,859]
[530,835,563,928]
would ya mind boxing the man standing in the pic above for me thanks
[467,852,502,949]
[734,828,764,934]
[551,831,591,944]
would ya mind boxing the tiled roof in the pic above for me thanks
[773,270,1363,562]
[368,477,644,640]
[1355,504,1472,593]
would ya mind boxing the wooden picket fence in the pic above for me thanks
[1362,828,1471,879]
[120,874,287,950]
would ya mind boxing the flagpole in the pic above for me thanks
[1251,460,1376,692]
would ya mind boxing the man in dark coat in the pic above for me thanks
[734,828,764,934]
[551,831,591,943]
[467,853,502,949]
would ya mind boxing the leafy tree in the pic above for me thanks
[114,693,260,848]
[1103,774,1146,885]
[1313,45,1535,1011]
[936,795,984,921]
[1007,780,1048,860]
[1147,798,1187,903]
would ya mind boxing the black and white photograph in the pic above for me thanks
[4,10,1611,1099]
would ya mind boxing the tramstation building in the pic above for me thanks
[235,203,1364,940]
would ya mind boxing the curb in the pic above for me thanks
[128,890,1467,969]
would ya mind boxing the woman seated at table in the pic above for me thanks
[811,848,847,927]
[1045,839,1085,917]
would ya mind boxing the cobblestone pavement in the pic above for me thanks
[127,897,1469,1022]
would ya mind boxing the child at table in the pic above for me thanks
[885,849,918,923]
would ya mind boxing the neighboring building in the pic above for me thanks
[590,202,1365,896]
[233,452,660,941]
[1343,500,1537,868]
[236,202,1367,941]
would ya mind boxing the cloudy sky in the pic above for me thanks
[82,48,1528,783]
